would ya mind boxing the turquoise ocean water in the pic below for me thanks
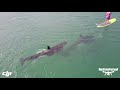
[0,12,120,78]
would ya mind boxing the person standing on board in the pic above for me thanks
[105,12,112,25]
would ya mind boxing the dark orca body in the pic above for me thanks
[20,41,67,65]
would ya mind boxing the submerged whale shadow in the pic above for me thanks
[62,35,95,57]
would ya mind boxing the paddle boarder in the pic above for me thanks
[105,12,112,25]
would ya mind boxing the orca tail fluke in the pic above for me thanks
[20,58,25,66]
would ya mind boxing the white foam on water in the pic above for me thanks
[36,49,47,54]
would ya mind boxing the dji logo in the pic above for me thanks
[99,68,118,76]
[2,71,12,77]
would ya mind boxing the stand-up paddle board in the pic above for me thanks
[96,18,116,28]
